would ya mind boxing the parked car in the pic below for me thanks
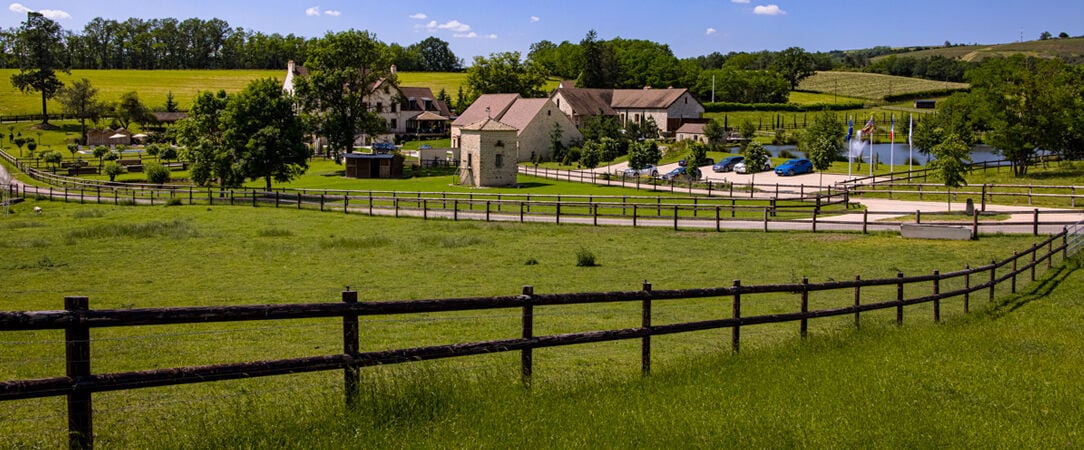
[660,166,697,181]
[733,159,773,174]
[623,163,659,177]
[712,155,744,173]
[775,158,814,176]
[700,158,715,167]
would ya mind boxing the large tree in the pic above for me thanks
[800,111,844,185]
[465,51,546,99]
[175,90,237,186]
[56,78,106,144]
[222,77,309,190]
[577,30,619,88]
[770,47,816,90]
[409,37,462,72]
[10,12,69,126]
[294,30,392,158]
[113,91,151,130]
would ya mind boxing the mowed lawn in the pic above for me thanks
[1,196,1077,447]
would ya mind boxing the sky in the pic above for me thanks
[4,0,1083,62]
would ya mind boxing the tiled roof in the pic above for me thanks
[555,87,695,114]
[460,117,518,132]
[451,93,520,127]
[611,88,688,109]
[554,88,615,116]
[676,122,706,134]
[497,98,549,134]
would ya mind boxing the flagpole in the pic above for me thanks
[908,114,913,173]
[847,115,852,178]
[868,116,873,178]
[890,114,895,174]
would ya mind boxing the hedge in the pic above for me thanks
[703,101,866,113]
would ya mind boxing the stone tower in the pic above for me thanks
[458,118,518,187]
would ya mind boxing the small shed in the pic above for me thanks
[343,153,404,179]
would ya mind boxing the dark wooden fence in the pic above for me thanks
[1,228,1080,449]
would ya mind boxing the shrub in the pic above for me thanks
[575,247,598,267]
[165,198,183,207]
[143,162,171,184]
[103,161,125,181]
[524,258,539,266]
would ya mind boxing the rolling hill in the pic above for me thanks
[872,37,1084,63]
[797,71,969,101]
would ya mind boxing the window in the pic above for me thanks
[547,110,551,116]
[390,119,398,130]
[376,102,383,113]
[467,153,472,168]
[495,153,503,168]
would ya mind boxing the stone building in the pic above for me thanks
[458,118,518,187]
[550,85,705,137]
[451,94,581,163]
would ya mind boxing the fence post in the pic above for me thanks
[593,204,598,226]
[853,275,862,329]
[65,295,93,450]
[454,200,459,221]
[715,206,721,232]
[800,277,809,338]
[395,198,400,218]
[989,259,996,302]
[556,203,561,225]
[964,265,971,313]
[812,209,818,233]
[1011,251,1018,293]
[981,184,987,211]
[1030,243,1038,281]
[896,272,904,326]
[731,280,741,354]
[520,201,525,223]
[1048,238,1054,269]
[423,199,428,220]
[1033,209,1039,237]
[342,288,359,408]
[633,204,638,228]
[862,209,868,234]
[485,201,490,222]
[932,270,941,323]
[763,207,769,232]
[673,205,679,231]
[972,209,979,240]
[521,286,534,388]
[641,281,652,376]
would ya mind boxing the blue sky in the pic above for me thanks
[5,1,1083,61]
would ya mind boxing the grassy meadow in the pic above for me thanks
[0,197,1079,447]
[872,37,1084,63]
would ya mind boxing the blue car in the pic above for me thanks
[712,155,744,173]
[775,158,813,176]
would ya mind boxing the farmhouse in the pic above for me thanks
[283,61,451,145]
[675,122,708,143]
[451,94,581,163]
[550,84,705,136]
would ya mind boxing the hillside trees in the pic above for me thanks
[691,68,789,103]
[9,12,68,126]
[465,51,546,99]
[770,47,817,90]
[294,30,392,158]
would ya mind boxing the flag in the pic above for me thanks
[844,117,853,141]
[890,116,895,141]
[908,114,913,146]
[860,117,874,134]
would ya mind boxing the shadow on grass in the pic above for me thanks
[988,256,1081,319]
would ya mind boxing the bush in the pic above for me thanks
[103,161,125,181]
[575,247,598,267]
[703,101,866,112]
[144,162,171,184]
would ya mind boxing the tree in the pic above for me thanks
[1040,31,1052,40]
[927,134,971,210]
[114,91,150,130]
[67,143,79,160]
[10,12,69,126]
[144,161,170,184]
[579,141,601,169]
[742,142,770,185]
[164,91,179,112]
[409,37,462,72]
[577,30,619,88]
[93,146,109,168]
[703,118,727,148]
[686,141,708,180]
[770,47,816,90]
[1058,32,1070,39]
[580,115,623,143]
[221,77,309,190]
[57,78,106,144]
[627,140,662,172]
[103,161,124,181]
[801,111,844,185]
[549,122,566,162]
[13,137,27,157]
[175,90,234,186]
[294,30,392,159]
[43,150,62,172]
[465,51,546,99]
[738,119,757,148]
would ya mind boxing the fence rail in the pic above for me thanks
[1,227,1081,449]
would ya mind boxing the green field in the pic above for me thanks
[798,71,969,100]
[0,70,476,117]
[873,37,1084,63]
[0,197,1078,447]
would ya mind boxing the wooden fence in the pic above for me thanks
[0,227,1080,449]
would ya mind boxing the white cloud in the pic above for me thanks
[8,3,70,19]
[706,27,717,35]
[324,9,341,17]
[753,4,786,15]
[409,13,427,20]
[453,32,478,39]
[436,19,471,32]
[305,6,321,16]
[730,0,750,3]
[486,33,498,39]
[530,16,540,23]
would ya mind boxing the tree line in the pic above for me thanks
[0,16,461,71]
